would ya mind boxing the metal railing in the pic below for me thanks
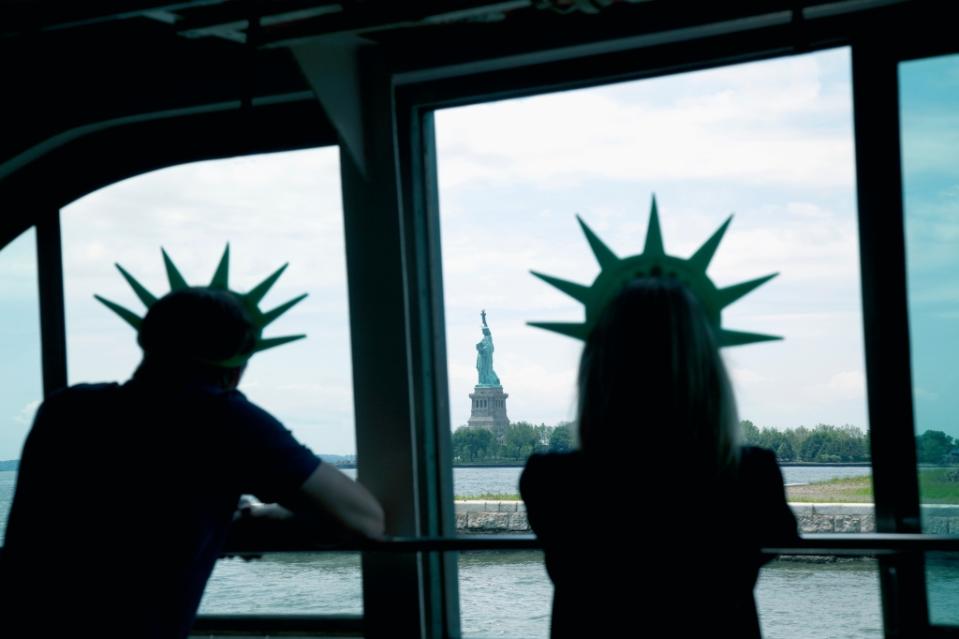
[220,532,959,557]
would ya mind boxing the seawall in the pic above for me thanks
[454,501,959,535]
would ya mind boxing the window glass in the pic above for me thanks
[437,47,879,638]
[900,52,959,628]
[0,227,42,542]
[60,147,361,614]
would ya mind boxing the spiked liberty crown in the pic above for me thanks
[528,196,781,347]
[95,245,307,367]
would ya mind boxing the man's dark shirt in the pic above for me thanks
[0,373,320,637]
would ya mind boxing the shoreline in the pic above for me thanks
[453,500,959,536]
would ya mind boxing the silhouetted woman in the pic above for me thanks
[520,277,798,638]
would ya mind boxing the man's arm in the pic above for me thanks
[225,395,386,539]
[296,463,385,539]
[240,465,385,541]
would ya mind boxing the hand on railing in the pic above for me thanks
[233,495,295,523]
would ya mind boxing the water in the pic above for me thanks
[457,551,552,638]
[779,466,872,487]
[0,469,15,541]
[203,553,364,615]
[0,464,873,540]
[3,467,951,639]
[450,465,873,497]
[203,553,890,639]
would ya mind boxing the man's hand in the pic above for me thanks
[234,495,294,522]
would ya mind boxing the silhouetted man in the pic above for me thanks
[0,282,383,637]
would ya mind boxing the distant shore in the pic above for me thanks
[779,462,871,467]
[452,461,874,469]
[453,463,525,468]
[0,460,878,472]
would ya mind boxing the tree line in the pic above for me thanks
[740,421,869,463]
[743,421,958,464]
[452,420,958,465]
[452,422,572,463]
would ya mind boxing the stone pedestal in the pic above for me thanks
[468,385,509,432]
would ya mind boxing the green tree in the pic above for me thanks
[799,431,829,462]
[917,430,955,464]
[835,425,869,461]
[503,422,543,459]
[757,427,786,452]
[549,424,573,452]
[775,439,796,461]
[740,420,760,445]
[785,426,809,461]
[452,426,494,462]
[737,421,869,462]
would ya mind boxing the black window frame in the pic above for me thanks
[388,7,959,638]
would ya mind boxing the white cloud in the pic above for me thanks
[914,387,940,401]
[436,50,854,192]
[826,370,867,400]
[729,367,766,385]
[14,400,41,426]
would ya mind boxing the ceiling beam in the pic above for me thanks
[0,0,226,37]
[175,0,343,40]
[257,1,531,48]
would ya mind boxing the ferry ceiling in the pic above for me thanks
[0,0,950,249]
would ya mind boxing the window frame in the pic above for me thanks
[389,11,959,639]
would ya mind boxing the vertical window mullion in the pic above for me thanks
[402,104,462,638]
[330,47,426,637]
[35,210,67,397]
[851,39,928,638]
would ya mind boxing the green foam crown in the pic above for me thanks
[528,196,781,347]
[95,244,307,367]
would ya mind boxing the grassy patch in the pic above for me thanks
[786,469,959,504]
[452,469,959,504]
[787,475,874,503]
[917,468,959,504]
[455,493,521,501]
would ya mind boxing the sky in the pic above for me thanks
[1,46,956,459]
[437,46,868,434]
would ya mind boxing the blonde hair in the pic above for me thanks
[576,277,740,479]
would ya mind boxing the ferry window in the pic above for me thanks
[900,52,959,628]
[436,47,881,638]
[0,227,42,543]
[59,147,363,616]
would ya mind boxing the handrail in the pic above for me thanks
[219,532,959,558]
[1,533,954,558]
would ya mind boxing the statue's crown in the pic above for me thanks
[95,244,307,367]
[528,195,780,347]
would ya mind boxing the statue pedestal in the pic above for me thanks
[468,385,510,432]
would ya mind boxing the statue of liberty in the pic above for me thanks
[476,309,501,387]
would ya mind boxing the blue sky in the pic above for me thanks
[1,46,955,459]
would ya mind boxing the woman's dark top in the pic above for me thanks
[520,446,798,638]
